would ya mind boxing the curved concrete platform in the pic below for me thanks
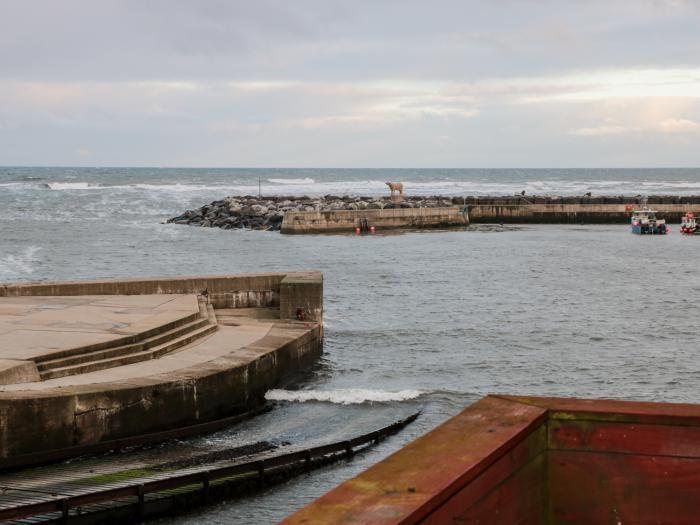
[0,272,323,469]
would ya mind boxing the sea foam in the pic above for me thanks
[44,182,93,190]
[267,177,315,185]
[264,388,423,405]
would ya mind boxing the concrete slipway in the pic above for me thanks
[0,272,323,468]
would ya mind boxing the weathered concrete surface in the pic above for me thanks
[458,195,700,205]
[467,203,700,224]
[281,207,468,234]
[0,360,40,386]
[0,273,289,303]
[0,272,323,468]
[280,273,323,323]
[0,294,200,360]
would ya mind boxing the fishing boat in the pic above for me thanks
[680,212,699,235]
[630,208,667,235]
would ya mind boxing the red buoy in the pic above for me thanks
[370,226,376,233]
[355,227,361,235]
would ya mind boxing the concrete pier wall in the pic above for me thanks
[0,272,323,321]
[281,207,468,234]
[278,199,700,231]
[467,203,700,223]
[0,272,323,467]
[0,323,321,467]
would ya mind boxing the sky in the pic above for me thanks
[1,0,700,168]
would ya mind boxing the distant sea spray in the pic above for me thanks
[3,168,700,197]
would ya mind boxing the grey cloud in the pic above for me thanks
[2,0,700,166]
[2,0,700,82]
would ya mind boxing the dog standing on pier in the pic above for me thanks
[385,182,404,202]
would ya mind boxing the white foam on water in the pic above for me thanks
[0,246,41,277]
[642,181,700,188]
[127,183,239,192]
[264,388,423,405]
[45,182,94,190]
[6,176,700,197]
[267,177,315,185]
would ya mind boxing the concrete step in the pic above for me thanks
[39,324,218,380]
[36,318,211,372]
[33,311,203,364]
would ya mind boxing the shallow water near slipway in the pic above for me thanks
[2,168,700,524]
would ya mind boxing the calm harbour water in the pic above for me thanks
[2,167,700,523]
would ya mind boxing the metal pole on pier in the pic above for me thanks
[258,176,262,198]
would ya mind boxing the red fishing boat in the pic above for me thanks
[284,395,700,525]
[681,212,699,234]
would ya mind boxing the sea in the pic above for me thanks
[2,167,700,523]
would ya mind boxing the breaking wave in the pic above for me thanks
[267,177,315,185]
[3,171,700,197]
[43,182,94,190]
[264,388,423,405]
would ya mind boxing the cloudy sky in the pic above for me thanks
[1,0,700,167]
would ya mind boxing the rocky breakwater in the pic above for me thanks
[167,195,460,231]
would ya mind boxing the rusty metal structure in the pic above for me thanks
[283,395,700,524]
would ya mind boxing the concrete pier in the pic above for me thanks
[170,195,700,233]
[466,202,700,223]
[281,207,468,234]
[0,272,323,468]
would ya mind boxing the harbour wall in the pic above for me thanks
[466,203,700,224]
[0,272,323,468]
[280,202,700,232]
[0,272,323,321]
[169,195,700,232]
[281,207,467,234]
